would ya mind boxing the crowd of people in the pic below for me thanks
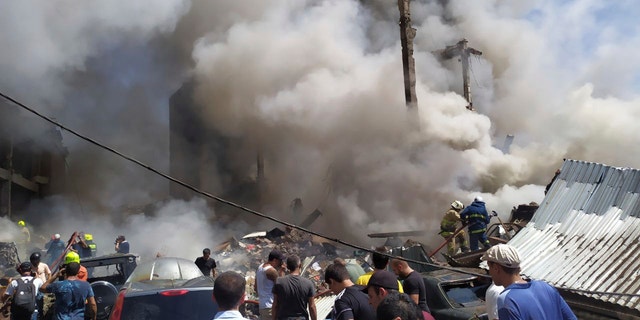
[249,249,437,320]
[5,200,577,320]
[1,227,131,320]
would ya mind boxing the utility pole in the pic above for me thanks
[441,39,482,111]
[398,0,418,114]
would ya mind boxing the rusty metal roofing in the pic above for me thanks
[508,159,640,312]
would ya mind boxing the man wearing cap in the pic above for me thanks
[482,244,576,320]
[272,255,316,320]
[324,263,375,320]
[64,252,88,281]
[195,248,217,277]
[45,234,65,266]
[460,196,492,251]
[255,250,285,320]
[2,262,43,320]
[40,262,96,320]
[364,271,434,320]
[439,200,470,255]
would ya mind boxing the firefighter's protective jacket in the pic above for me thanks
[460,200,490,234]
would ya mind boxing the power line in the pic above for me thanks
[0,91,480,277]
[5,91,640,299]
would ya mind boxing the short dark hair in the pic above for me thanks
[286,255,301,272]
[117,235,126,241]
[324,263,350,283]
[203,248,211,254]
[372,247,389,269]
[214,271,246,310]
[376,292,421,320]
[268,250,285,262]
[66,262,80,276]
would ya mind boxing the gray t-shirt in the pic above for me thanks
[273,275,315,319]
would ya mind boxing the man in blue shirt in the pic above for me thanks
[213,271,247,320]
[114,235,129,253]
[482,244,576,320]
[40,262,96,320]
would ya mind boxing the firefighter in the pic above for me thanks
[83,233,97,257]
[460,196,492,251]
[439,200,470,255]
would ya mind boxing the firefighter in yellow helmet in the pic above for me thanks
[83,233,97,257]
[439,200,470,255]
[63,251,88,281]
[17,220,31,253]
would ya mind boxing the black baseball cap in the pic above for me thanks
[362,270,399,293]
[268,250,285,261]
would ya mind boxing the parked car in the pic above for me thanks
[423,269,490,320]
[108,257,218,320]
[82,253,138,319]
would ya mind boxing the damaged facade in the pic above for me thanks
[0,102,67,220]
[169,81,264,219]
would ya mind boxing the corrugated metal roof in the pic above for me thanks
[509,159,640,311]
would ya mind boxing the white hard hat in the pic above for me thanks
[451,200,464,210]
[474,196,484,202]
[54,233,61,239]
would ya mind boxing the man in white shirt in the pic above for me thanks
[255,250,285,320]
[2,262,43,320]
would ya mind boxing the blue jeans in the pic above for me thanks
[30,292,44,320]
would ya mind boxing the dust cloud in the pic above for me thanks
[1,1,639,254]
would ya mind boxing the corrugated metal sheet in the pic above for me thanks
[315,294,337,320]
[509,159,640,311]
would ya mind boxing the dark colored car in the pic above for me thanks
[82,253,139,320]
[108,257,218,320]
[423,269,490,320]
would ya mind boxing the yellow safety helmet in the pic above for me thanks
[65,251,81,264]
[84,233,93,241]
[17,220,26,227]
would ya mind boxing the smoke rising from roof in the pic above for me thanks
[1,1,639,251]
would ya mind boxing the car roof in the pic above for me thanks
[125,257,205,284]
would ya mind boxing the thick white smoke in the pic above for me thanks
[1,1,639,252]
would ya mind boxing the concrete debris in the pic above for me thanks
[214,227,371,300]
[0,242,20,278]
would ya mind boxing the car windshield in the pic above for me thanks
[126,257,203,283]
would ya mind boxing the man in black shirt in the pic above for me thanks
[195,248,217,277]
[324,263,375,320]
[390,259,429,313]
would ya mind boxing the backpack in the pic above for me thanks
[12,277,36,313]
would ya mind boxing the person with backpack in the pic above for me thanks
[1,262,43,320]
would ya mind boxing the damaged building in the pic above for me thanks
[169,81,265,220]
[0,101,67,220]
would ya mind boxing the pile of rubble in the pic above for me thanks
[214,227,371,299]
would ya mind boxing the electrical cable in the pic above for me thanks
[5,91,640,299]
[0,90,484,278]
